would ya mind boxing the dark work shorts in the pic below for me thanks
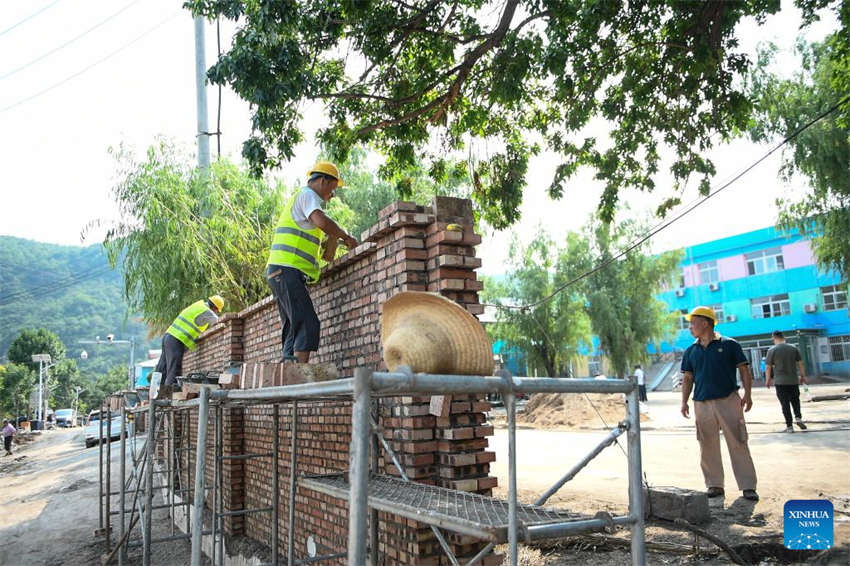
[267,265,320,356]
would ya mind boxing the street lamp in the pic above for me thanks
[31,353,55,423]
[79,335,136,391]
[72,386,83,423]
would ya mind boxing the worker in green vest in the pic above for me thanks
[267,161,358,363]
[154,295,224,387]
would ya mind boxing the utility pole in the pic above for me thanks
[37,360,43,421]
[79,335,137,391]
[31,354,52,425]
[194,15,210,171]
[128,336,136,391]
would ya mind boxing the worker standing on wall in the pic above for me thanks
[266,161,358,363]
[154,295,224,388]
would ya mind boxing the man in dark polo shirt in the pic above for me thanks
[680,306,759,502]
[765,330,808,432]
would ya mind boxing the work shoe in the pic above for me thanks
[706,487,725,498]
[156,384,173,400]
[795,419,807,430]
[743,489,760,501]
[781,426,794,433]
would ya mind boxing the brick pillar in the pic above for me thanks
[423,197,499,563]
[221,407,245,534]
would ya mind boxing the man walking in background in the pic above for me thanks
[266,161,358,363]
[680,306,759,502]
[3,419,16,456]
[765,330,808,432]
[634,364,647,402]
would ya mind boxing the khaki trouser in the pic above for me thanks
[694,392,757,491]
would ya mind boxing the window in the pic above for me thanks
[750,294,791,319]
[746,247,784,275]
[677,309,689,329]
[828,335,850,361]
[710,304,724,323]
[822,285,848,311]
[699,261,719,284]
[660,270,683,291]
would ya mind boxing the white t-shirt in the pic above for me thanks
[291,187,324,230]
[634,368,645,385]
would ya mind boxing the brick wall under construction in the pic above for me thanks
[172,197,501,565]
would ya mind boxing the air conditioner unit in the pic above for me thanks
[725,314,738,322]
[709,282,720,291]
[674,288,685,297]
[804,303,817,313]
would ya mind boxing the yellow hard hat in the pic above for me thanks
[307,160,344,187]
[208,295,225,311]
[685,305,716,324]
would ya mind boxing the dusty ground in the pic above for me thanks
[491,383,850,564]
[0,427,199,565]
[1,383,847,565]
[507,392,650,429]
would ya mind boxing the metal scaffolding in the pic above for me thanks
[97,369,647,566]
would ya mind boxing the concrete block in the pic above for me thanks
[429,395,452,417]
[217,372,240,389]
[281,362,338,385]
[644,486,710,524]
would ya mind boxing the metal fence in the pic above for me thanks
[97,369,647,566]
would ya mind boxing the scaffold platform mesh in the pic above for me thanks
[300,473,584,542]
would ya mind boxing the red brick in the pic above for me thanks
[176,197,495,565]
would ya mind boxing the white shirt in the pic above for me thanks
[292,187,324,231]
[634,368,645,385]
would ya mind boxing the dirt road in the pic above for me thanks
[491,384,850,564]
[0,427,191,565]
[1,384,846,565]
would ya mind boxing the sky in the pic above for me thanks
[0,0,838,275]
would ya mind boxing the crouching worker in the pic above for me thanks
[154,295,224,387]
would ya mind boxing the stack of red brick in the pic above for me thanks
[172,197,499,565]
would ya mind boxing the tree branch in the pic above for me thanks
[355,0,521,135]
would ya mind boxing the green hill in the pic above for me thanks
[0,236,155,374]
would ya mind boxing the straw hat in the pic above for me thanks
[381,291,493,375]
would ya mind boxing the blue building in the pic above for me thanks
[134,350,162,387]
[656,225,850,379]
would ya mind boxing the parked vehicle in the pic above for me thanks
[84,410,127,448]
[55,408,77,428]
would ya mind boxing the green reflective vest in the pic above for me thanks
[166,300,212,350]
[266,191,324,283]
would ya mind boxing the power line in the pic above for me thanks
[0,0,63,38]
[0,265,113,305]
[0,10,181,115]
[0,265,114,306]
[0,0,143,81]
[0,265,111,302]
[487,92,850,312]
[0,268,113,306]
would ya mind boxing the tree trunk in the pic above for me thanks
[543,355,556,378]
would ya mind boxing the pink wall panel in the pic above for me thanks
[717,255,747,281]
[782,241,815,269]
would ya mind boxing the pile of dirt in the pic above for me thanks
[518,393,648,429]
